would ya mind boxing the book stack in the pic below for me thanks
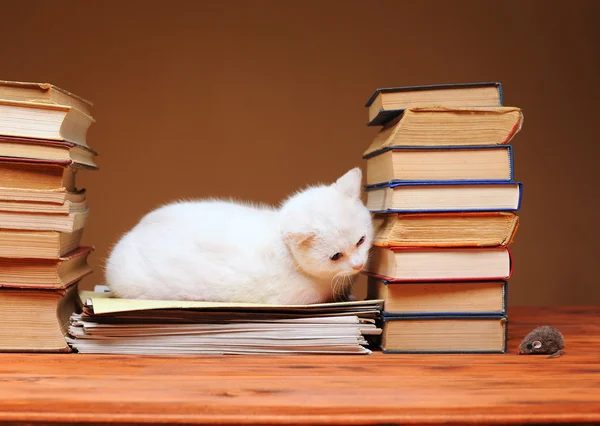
[67,291,383,355]
[0,81,96,352]
[362,83,523,354]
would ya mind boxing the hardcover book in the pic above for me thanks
[365,146,514,185]
[0,229,84,259]
[365,82,503,126]
[0,156,78,192]
[0,134,97,169]
[364,246,513,282]
[0,80,93,116]
[0,284,80,352]
[0,100,95,149]
[365,181,523,213]
[372,212,519,247]
[0,247,93,289]
[363,106,522,155]
[0,208,88,232]
[367,277,507,316]
[380,315,508,354]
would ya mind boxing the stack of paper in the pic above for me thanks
[67,292,383,355]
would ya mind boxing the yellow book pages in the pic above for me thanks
[365,146,512,184]
[382,317,507,353]
[0,80,93,115]
[364,107,523,156]
[0,100,94,149]
[372,212,519,247]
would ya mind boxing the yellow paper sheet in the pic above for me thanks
[81,291,383,315]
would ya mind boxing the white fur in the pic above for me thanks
[105,168,373,304]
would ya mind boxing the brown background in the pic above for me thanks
[1,0,598,305]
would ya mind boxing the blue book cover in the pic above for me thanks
[365,180,523,213]
[373,279,508,317]
[364,145,514,184]
[380,314,508,354]
[365,82,503,126]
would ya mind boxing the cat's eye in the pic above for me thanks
[356,236,365,246]
[330,252,343,261]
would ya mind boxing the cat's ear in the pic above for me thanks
[335,167,362,199]
[285,232,315,248]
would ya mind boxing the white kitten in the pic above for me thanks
[105,168,373,304]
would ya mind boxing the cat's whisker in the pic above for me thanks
[331,272,348,301]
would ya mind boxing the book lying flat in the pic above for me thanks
[365,82,503,126]
[0,100,95,150]
[366,181,523,213]
[0,284,79,352]
[0,135,97,169]
[0,229,84,259]
[367,277,507,316]
[0,247,93,289]
[381,315,507,354]
[372,212,519,247]
[0,80,93,116]
[67,292,383,355]
[363,107,522,155]
[0,187,84,205]
[0,208,88,232]
[365,146,513,185]
[364,246,512,281]
[0,156,79,192]
[0,197,86,214]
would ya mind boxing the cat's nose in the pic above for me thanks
[351,263,364,271]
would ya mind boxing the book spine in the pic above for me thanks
[497,83,504,106]
[364,271,512,283]
[366,179,522,190]
[507,145,514,181]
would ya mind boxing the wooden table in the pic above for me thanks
[0,306,598,425]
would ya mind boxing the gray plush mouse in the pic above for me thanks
[518,325,565,358]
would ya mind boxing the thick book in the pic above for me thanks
[0,187,84,206]
[363,107,523,156]
[364,246,512,281]
[366,181,522,213]
[0,100,95,150]
[367,277,507,316]
[0,136,97,169]
[365,146,514,185]
[0,284,80,352]
[66,293,384,355]
[0,208,88,232]
[0,229,84,259]
[373,212,519,247]
[0,156,78,191]
[380,315,507,353]
[0,247,93,289]
[0,80,93,116]
[365,82,503,126]
[0,197,86,215]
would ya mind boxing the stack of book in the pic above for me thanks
[67,291,383,355]
[0,81,96,352]
[363,83,523,354]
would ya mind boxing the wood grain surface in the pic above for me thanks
[0,306,598,425]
